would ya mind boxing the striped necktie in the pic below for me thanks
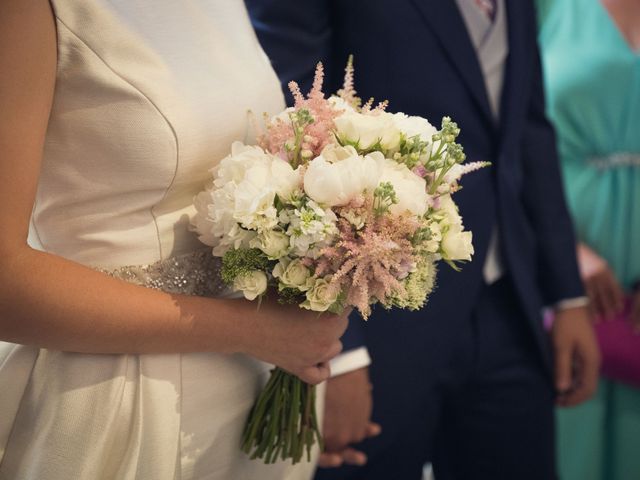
[474,0,496,21]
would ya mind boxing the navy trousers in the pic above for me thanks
[315,277,556,480]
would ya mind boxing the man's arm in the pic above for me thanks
[247,0,333,105]
[521,12,600,405]
[520,41,584,305]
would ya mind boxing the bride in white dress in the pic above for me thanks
[0,1,348,479]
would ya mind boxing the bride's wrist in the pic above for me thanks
[201,297,258,356]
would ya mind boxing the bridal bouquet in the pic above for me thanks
[192,58,486,464]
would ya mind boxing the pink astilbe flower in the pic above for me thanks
[372,100,389,113]
[288,81,305,106]
[361,97,375,113]
[259,63,343,163]
[260,114,295,160]
[454,161,492,178]
[316,204,423,319]
[337,55,360,108]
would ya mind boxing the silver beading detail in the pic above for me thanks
[588,152,640,170]
[97,249,227,297]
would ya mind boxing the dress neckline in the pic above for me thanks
[596,0,640,57]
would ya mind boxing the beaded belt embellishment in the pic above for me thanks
[97,249,227,297]
[588,152,640,170]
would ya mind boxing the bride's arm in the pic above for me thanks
[0,0,346,384]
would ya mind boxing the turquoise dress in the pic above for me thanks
[537,0,640,479]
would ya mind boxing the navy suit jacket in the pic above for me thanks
[247,0,584,373]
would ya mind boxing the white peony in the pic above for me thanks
[392,112,438,143]
[302,277,340,312]
[251,230,290,260]
[378,158,430,216]
[273,258,312,291]
[304,145,384,207]
[233,270,268,301]
[334,111,401,151]
[328,96,357,114]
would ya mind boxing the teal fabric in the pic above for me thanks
[538,1,640,479]
[538,0,640,289]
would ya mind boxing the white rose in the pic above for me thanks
[378,158,429,216]
[438,194,463,226]
[392,112,437,143]
[251,230,290,259]
[334,111,401,151]
[302,277,340,312]
[233,270,268,301]
[436,195,473,261]
[304,145,384,207]
[441,226,474,261]
[273,258,312,290]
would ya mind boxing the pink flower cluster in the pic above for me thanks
[259,64,343,162]
[315,197,424,318]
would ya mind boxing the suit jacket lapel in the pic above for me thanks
[409,0,495,127]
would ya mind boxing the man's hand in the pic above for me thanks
[577,242,624,319]
[552,305,601,407]
[317,367,381,468]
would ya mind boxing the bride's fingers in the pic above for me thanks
[341,447,367,466]
[365,422,382,438]
[296,362,331,385]
[319,340,343,364]
[317,452,343,468]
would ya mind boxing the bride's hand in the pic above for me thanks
[234,299,349,385]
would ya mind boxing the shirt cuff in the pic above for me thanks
[553,296,590,312]
[329,347,371,377]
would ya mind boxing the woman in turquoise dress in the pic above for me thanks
[537,0,640,478]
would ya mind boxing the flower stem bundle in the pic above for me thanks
[241,368,321,464]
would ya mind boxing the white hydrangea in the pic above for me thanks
[191,142,301,254]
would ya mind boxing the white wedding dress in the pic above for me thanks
[0,1,321,479]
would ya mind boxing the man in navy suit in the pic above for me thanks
[247,1,601,478]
